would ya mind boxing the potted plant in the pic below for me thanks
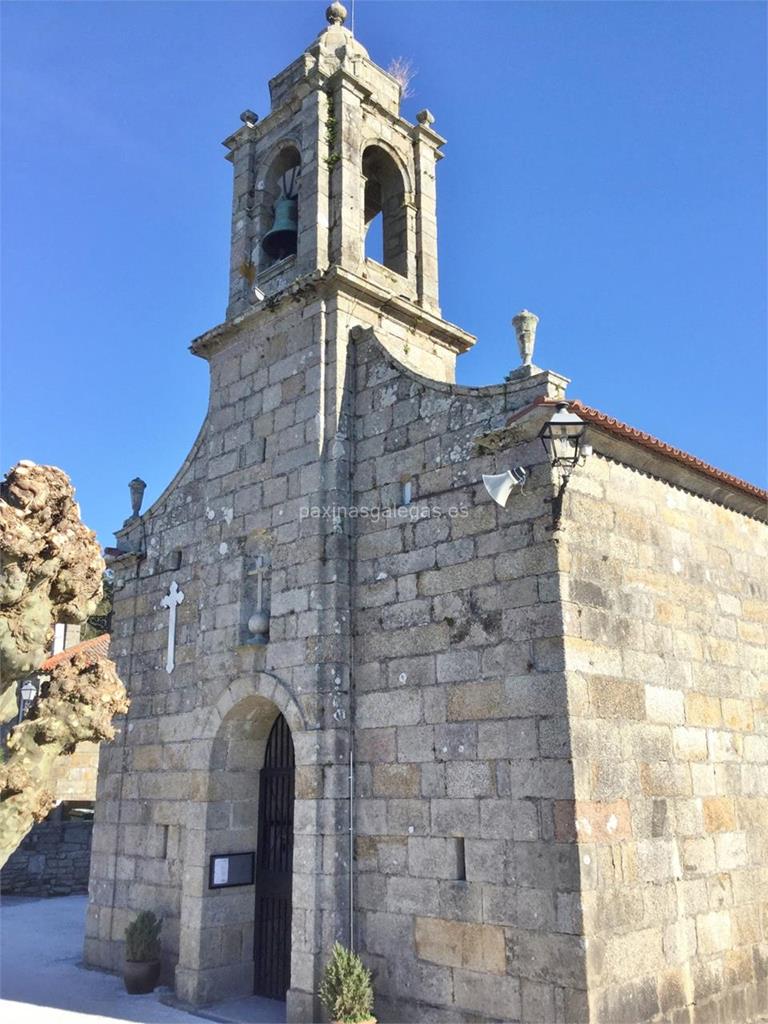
[318,942,376,1024]
[123,910,162,994]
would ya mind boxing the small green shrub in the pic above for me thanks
[124,910,161,962]
[318,942,375,1024]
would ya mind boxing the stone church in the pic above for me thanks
[85,5,768,1022]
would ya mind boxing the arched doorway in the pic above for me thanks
[176,697,298,1006]
[175,678,307,1009]
[253,712,295,1000]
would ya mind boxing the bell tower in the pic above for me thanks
[221,1,474,382]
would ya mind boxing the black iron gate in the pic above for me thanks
[253,713,295,1000]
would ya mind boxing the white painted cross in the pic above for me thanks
[160,580,185,674]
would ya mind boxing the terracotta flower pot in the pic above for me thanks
[123,959,161,994]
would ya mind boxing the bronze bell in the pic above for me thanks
[262,196,298,260]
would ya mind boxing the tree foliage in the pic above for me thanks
[0,461,128,867]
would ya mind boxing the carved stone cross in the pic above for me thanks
[160,580,184,674]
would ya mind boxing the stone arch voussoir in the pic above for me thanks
[208,671,307,740]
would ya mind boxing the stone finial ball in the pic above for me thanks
[248,609,270,639]
[326,2,348,25]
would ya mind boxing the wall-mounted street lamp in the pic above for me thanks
[539,402,593,528]
[18,680,37,722]
[539,403,590,474]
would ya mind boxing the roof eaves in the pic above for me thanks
[39,634,111,672]
[481,397,766,520]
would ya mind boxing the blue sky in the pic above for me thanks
[3,0,766,546]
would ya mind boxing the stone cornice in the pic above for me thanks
[189,265,477,360]
[352,325,568,405]
[189,270,325,359]
[222,123,260,157]
[325,67,372,101]
[411,122,447,150]
[223,62,425,163]
[103,546,144,568]
[327,265,476,353]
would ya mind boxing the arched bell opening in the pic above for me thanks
[362,144,408,277]
[258,146,301,272]
[191,696,295,1004]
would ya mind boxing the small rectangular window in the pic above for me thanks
[455,836,466,881]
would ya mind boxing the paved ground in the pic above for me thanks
[0,895,285,1024]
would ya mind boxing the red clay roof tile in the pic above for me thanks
[40,633,111,671]
[504,396,766,503]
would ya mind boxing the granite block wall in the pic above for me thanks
[559,454,768,1024]
[349,333,586,1022]
[84,302,766,1023]
[1,818,93,897]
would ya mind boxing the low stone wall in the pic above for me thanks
[1,818,93,896]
